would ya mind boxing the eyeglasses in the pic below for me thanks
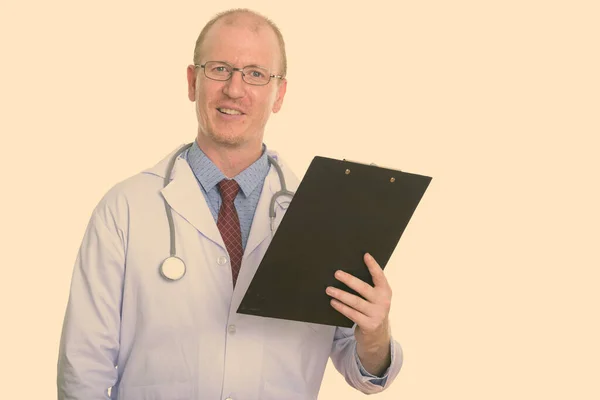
[195,61,284,86]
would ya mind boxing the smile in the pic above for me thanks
[217,108,244,115]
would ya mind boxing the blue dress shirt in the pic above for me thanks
[184,140,269,251]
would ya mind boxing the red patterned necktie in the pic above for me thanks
[217,179,243,288]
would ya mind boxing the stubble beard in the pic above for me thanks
[205,127,246,148]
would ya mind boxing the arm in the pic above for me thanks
[57,204,125,399]
[327,253,403,393]
[330,325,403,393]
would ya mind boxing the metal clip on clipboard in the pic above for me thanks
[342,159,402,182]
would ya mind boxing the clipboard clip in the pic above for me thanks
[342,159,402,172]
[342,159,402,182]
[343,159,378,167]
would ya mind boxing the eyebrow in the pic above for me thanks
[216,61,270,70]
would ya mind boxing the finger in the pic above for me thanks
[334,270,376,301]
[330,298,371,327]
[364,253,390,289]
[326,286,376,317]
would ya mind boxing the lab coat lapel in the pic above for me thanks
[160,156,225,250]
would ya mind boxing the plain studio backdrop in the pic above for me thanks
[1,1,598,399]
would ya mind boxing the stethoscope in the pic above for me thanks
[159,142,295,281]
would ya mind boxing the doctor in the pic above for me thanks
[57,8,402,400]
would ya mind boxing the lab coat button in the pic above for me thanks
[228,324,236,334]
[217,256,228,265]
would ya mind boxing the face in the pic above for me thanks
[186,18,287,150]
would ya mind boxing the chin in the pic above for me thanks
[207,130,247,148]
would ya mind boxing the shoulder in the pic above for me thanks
[90,145,186,226]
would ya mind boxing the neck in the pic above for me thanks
[195,136,263,178]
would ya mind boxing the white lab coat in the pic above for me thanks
[57,144,403,400]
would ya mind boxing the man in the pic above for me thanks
[57,8,402,399]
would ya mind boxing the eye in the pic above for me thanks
[208,63,230,75]
[247,68,266,78]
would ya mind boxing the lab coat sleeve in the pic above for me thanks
[57,200,126,400]
[329,325,403,394]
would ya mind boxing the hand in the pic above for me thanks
[326,253,393,375]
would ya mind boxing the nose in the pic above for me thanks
[222,69,246,99]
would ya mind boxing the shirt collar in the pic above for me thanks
[186,140,270,198]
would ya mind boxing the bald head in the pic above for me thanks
[193,9,287,77]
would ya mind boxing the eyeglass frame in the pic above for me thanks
[194,61,285,86]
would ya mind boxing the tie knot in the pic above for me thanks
[218,179,240,203]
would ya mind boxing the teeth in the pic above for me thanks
[219,108,242,115]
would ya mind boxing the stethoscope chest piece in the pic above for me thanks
[160,256,186,281]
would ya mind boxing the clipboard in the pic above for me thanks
[237,156,432,328]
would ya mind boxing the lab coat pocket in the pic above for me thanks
[118,382,193,400]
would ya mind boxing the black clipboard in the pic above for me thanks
[237,156,432,328]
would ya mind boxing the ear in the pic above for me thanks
[271,78,287,113]
[186,65,198,102]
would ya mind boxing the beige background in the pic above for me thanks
[1,0,599,398]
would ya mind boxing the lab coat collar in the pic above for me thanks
[143,143,225,250]
[142,143,294,261]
